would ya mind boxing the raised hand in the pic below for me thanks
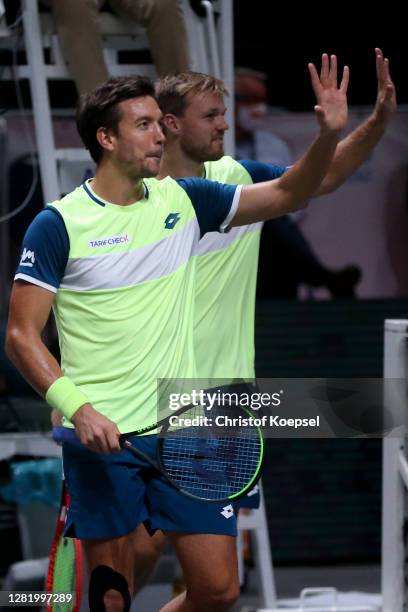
[373,47,396,123]
[308,53,349,134]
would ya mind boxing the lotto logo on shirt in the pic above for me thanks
[20,248,35,267]
[88,234,130,248]
[164,213,181,229]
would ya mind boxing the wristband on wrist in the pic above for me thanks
[45,376,89,420]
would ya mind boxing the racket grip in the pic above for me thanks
[52,426,81,446]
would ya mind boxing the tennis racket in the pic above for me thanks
[53,402,264,503]
[46,479,83,612]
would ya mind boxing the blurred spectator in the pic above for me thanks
[50,0,190,94]
[235,67,292,166]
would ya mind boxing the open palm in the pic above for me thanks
[308,53,349,133]
[374,47,396,122]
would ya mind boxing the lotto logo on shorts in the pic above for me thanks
[247,485,259,497]
[88,234,130,248]
[220,504,234,519]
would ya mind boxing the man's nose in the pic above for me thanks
[217,116,229,131]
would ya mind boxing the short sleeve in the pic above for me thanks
[14,207,69,293]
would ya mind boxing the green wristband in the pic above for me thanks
[45,376,89,420]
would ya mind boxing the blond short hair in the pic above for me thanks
[156,71,228,117]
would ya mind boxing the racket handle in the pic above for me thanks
[52,426,81,446]
[53,428,137,454]
[53,429,156,471]
[121,439,161,471]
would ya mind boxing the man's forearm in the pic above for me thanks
[316,113,387,195]
[232,128,342,226]
[5,328,63,398]
[6,331,90,422]
[276,129,341,212]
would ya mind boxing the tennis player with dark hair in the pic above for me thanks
[6,65,348,611]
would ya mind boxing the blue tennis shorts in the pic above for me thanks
[62,434,237,540]
[234,483,261,510]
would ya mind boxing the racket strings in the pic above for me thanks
[160,405,262,500]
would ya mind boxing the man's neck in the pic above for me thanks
[91,162,145,206]
[159,141,204,180]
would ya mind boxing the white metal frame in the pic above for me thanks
[382,319,408,612]
[237,482,277,608]
[183,0,235,155]
[19,0,156,202]
[259,586,379,611]
[21,0,58,202]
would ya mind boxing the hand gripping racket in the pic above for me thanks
[53,402,264,503]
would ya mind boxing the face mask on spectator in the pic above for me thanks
[236,103,268,132]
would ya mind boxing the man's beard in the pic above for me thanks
[182,138,224,163]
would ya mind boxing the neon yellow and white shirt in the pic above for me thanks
[15,177,240,432]
[194,157,287,379]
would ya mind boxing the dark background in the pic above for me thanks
[234,4,407,110]
[1,2,407,110]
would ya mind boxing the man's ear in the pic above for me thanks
[96,126,116,153]
[162,113,181,134]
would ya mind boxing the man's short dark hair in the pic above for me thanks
[76,76,156,164]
